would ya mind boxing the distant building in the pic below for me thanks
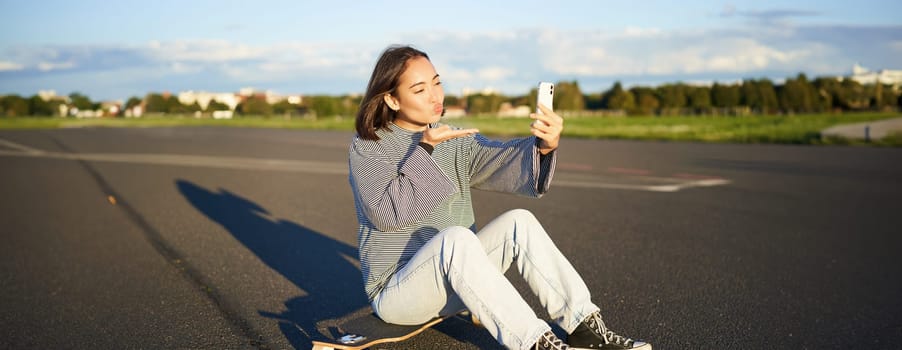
[848,64,902,86]
[99,101,122,117]
[37,90,68,103]
[461,87,499,96]
[125,105,143,118]
[37,90,71,117]
[496,102,531,118]
[174,88,302,119]
[238,87,302,105]
[71,107,100,118]
[443,106,467,118]
[178,90,240,111]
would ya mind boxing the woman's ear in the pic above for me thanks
[383,93,400,111]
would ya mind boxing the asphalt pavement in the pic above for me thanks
[1,127,901,349]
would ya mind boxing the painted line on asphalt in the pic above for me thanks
[0,149,347,175]
[0,138,730,192]
[556,162,593,171]
[554,178,730,192]
[607,167,652,175]
[0,138,45,154]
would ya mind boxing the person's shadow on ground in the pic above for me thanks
[176,180,368,349]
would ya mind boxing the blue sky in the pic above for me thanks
[1,0,901,101]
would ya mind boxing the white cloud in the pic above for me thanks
[2,23,899,100]
[476,66,515,81]
[622,26,662,38]
[169,61,203,74]
[214,42,378,84]
[890,41,902,53]
[0,61,24,71]
[534,27,829,77]
[144,39,263,63]
[37,61,75,72]
[145,40,369,78]
[648,38,817,74]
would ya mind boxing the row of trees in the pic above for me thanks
[2,73,901,118]
[438,74,902,116]
[0,92,364,119]
[589,74,900,115]
[0,92,98,117]
[141,93,365,118]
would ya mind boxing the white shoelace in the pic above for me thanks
[537,331,569,350]
[586,313,635,346]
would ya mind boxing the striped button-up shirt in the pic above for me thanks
[349,122,557,301]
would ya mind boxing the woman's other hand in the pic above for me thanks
[421,125,479,147]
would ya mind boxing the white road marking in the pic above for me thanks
[0,138,730,192]
[0,149,347,175]
[0,138,45,154]
[554,178,730,192]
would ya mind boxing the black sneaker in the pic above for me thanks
[534,331,570,350]
[567,312,651,350]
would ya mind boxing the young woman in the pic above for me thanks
[348,45,651,350]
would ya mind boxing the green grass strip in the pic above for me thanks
[1,113,900,146]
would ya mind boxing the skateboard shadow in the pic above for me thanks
[176,180,368,349]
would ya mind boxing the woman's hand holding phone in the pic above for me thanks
[532,82,561,155]
[531,103,562,155]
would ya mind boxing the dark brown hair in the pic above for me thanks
[355,45,429,140]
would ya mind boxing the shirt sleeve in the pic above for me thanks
[467,134,557,197]
[350,142,457,232]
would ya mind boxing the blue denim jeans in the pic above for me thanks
[372,209,600,350]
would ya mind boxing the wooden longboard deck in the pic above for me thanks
[311,314,448,350]
[311,310,477,350]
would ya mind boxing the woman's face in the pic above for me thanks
[385,56,444,131]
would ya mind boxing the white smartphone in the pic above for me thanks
[536,82,554,114]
